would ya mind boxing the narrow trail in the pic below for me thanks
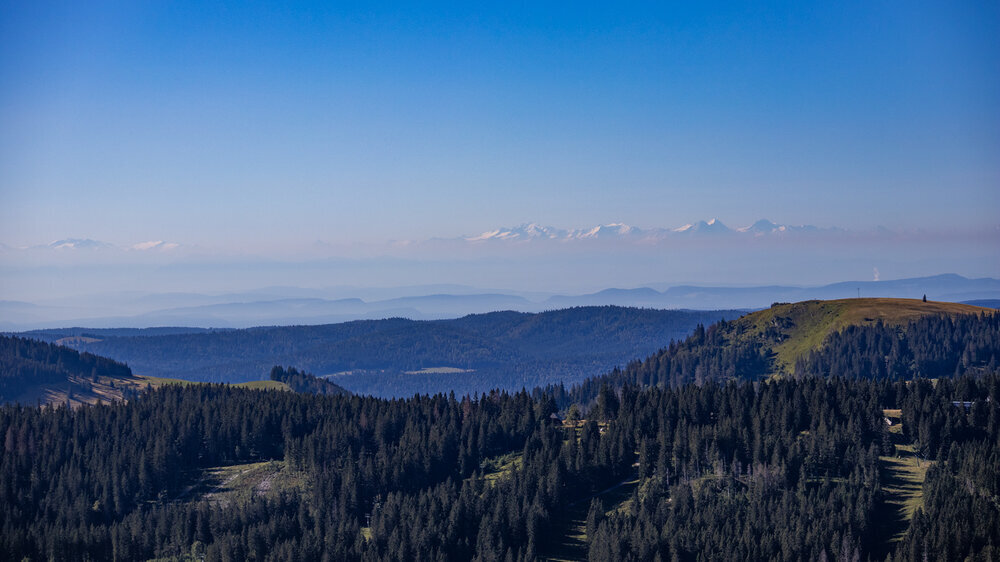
[541,475,639,562]
[870,415,931,560]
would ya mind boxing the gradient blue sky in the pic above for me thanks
[1,1,998,250]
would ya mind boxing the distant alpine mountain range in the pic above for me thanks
[0,219,881,253]
[463,219,837,242]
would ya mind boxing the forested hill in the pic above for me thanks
[0,335,137,406]
[738,298,990,375]
[22,306,745,397]
[557,298,996,405]
[269,366,349,396]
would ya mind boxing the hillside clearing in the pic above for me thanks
[479,452,523,485]
[404,366,475,375]
[174,460,306,506]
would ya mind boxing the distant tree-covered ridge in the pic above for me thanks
[0,335,133,404]
[269,365,349,395]
[20,306,746,396]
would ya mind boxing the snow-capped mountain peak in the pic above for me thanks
[466,223,567,241]
[573,223,642,239]
[738,219,781,234]
[130,241,180,251]
[47,238,115,250]
[672,219,733,235]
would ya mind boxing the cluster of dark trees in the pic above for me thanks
[268,366,349,395]
[547,322,771,407]
[0,335,132,403]
[797,314,1000,380]
[21,307,742,396]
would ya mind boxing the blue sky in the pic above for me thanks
[1,1,998,288]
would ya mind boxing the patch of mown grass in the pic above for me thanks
[881,444,930,521]
[176,460,308,506]
[480,452,523,485]
[883,409,903,435]
[403,366,474,375]
[132,375,198,387]
[870,436,933,559]
[234,380,290,391]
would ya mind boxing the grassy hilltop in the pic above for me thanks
[728,298,992,376]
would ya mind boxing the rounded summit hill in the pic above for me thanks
[730,298,995,375]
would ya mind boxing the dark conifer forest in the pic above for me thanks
[1,309,998,561]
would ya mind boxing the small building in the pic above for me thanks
[952,398,990,409]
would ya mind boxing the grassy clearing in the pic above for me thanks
[883,409,903,435]
[403,366,474,375]
[131,375,290,391]
[175,460,307,506]
[880,444,930,522]
[133,375,199,387]
[24,375,294,408]
[479,452,523,485]
[234,380,290,391]
[869,412,933,560]
[54,336,102,345]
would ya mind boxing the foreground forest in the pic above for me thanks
[3,374,998,561]
[1,303,997,560]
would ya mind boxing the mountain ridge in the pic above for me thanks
[4,274,998,330]
[19,306,747,397]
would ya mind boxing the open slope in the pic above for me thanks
[729,298,990,375]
